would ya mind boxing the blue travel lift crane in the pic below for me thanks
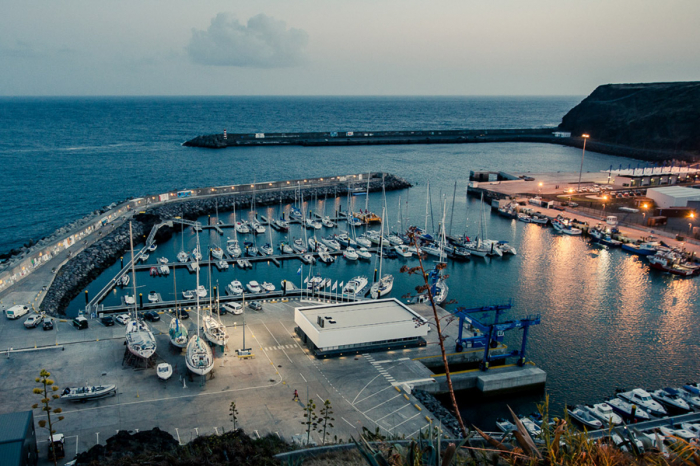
[452,301,541,371]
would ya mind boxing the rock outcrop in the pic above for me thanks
[559,82,700,156]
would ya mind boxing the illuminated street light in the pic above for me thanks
[577,134,590,194]
[538,182,543,195]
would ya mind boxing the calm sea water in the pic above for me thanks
[5,97,699,428]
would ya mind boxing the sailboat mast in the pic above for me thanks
[449,181,457,236]
[195,231,201,336]
[365,172,370,213]
[440,198,447,262]
[129,222,138,318]
[378,206,385,280]
[424,180,430,232]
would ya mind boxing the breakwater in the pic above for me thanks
[39,173,411,315]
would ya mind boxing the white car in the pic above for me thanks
[24,314,44,328]
[115,314,131,325]
[222,303,243,315]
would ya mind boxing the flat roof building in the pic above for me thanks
[0,411,38,466]
[647,186,700,209]
[294,299,429,357]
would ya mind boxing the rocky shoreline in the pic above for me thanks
[413,390,462,438]
[41,173,411,315]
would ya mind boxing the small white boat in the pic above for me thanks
[552,216,582,235]
[308,237,319,251]
[518,417,542,438]
[246,281,262,293]
[226,238,242,257]
[343,247,359,260]
[370,274,394,299]
[140,253,150,262]
[211,247,224,260]
[495,241,517,255]
[301,253,316,264]
[157,257,169,264]
[356,247,372,260]
[148,291,159,303]
[61,384,117,401]
[292,238,307,254]
[182,290,195,300]
[279,242,294,254]
[355,236,372,248]
[567,405,603,430]
[218,260,229,270]
[261,281,275,292]
[147,243,157,252]
[196,285,207,298]
[235,222,250,234]
[321,236,341,251]
[394,245,412,257]
[517,213,532,223]
[318,249,335,264]
[650,388,691,412]
[618,388,667,417]
[156,363,173,380]
[322,216,335,228]
[260,244,273,256]
[120,275,130,287]
[387,234,403,246]
[191,246,202,261]
[677,387,700,409]
[159,265,170,275]
[343,276,369,296]
[124,294,135,305]
[251,221,266,234]
[495,418,516,433]
[605,397,651,421]
[236,259,246,269]
[177,251,189,262]
[584,403,623,426]
[227,280,243,295]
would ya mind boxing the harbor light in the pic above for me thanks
[577,134,590,193]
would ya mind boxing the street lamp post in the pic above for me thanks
[577,134,590,194]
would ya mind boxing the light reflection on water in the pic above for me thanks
[69,191,700,427]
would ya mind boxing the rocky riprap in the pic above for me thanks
[413,389,462,438]
[41,173,411,316]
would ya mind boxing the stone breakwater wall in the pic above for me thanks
[41,173,411,315]
[413,390,461,438]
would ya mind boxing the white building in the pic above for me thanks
[294,299,429,357]
[646,186,700,209]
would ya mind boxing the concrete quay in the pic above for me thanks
[0,293,544,463]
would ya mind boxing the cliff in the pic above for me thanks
[559,82,700,155]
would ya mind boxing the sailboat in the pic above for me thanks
[227,203,242,257]
[125,223,157,360]
[177,220,189,263]
[463,192,492,257]
[185,231,214,375]
[211,202,225,259]
[168,268,189,348]
[370,207,394,299]
[203,277,229,347]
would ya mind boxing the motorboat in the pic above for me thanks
[182,290,195,300]
[236,259,247,269]
[517,213,532,223]
[289,207,302,219]
[495,241,517,255]
[308,237,319,251]
[677,386,700,409]
[147,243,157,252]
[394,245,412,257]
[648,250,700,277]
[244,242,259,257]
[246,281,262,293]
[617,388,667,417]
[551,216,582,235]
[318,249,335,264]
[495,418,516,433]
[61,384,117,401]
[343,276,369,296]
[518,417,542,438]
[680,423,700,438]
[279,242,294,254]
[449,248,471,261]
[156,363,173,380]
[301,253,316,264]
[260,243,273,256]
[343,247,359,260]
[650,388,691,412]
[203,314,229,346]
[140,253,150,262]
[196,285,207,298]
[357,247,372,260]
[530,215,549,225]
[621,241,659,256]
[566,405,603,430]
[355,235,372,248]
[168,316,188,348]
[120,275,130,287]
[149,266,159,277]
[421,244,442,257]
[387,234,403,246]
[191,246,202,261]
[177,251,189,263]
[227,280,243,295]
[292,238,307,254]
[322,216,335,228]
[218,260,229,270]
[304,218,316,230]
[370,274,394,299]
[261,281,275,292]
[211,247,224,260]
[124,294,135,305]
[321,236,341,251]
[463,239,490,258]
[226,238,242,257]
[584,403,623,426]
[600,236,622,247]
[251,220,266,234]
[159,265,170,275]
[335,233,357,247]
[657,426,697,443]
[158,257,169,264]
[148,291,159,303]
[605,397,651,421]
[242,260,252,268]
[307,275,328,291]
[235,222,250,234]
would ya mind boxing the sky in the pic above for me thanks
[1,0,699,96]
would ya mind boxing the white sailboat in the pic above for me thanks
[125,223,157,360]
[168,269,188,348]
[202,250,228,347]
[370,207,394,299]
[185,231,214,375]
[177,220,189,263]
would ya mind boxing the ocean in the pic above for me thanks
[4,96,699,428]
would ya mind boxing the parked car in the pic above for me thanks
[144,311,160,322]
[179,310,190,320]
[101,315,114,326]
[43,319,54,331]
[247,301,263,311]
[222,302,243,315]
[569,202,579,208]
[24,314,44,328]
[115,314,130,325]
[72,316,88,330]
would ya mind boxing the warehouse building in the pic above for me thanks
[0,411,38,466]
[294,299,429,357]
[647,186,700,209]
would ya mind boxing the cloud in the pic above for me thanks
[187,13,308,68]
